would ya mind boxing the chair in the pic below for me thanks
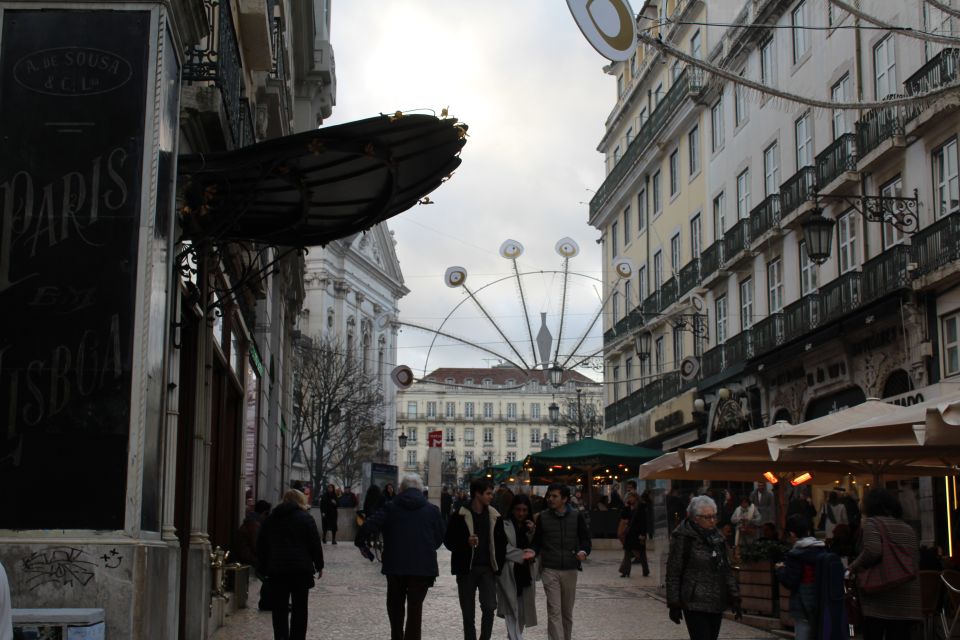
[942,570,960,639]
[920,570,943,640]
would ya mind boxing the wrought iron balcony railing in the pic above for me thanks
[642,290,661,316]
[701,239,724,279]
[904,48,960,98]
[726,329,753,363]
[604,305,645,344]
[590,67,693,218]
[749,194,781,239]
[183,0,252,150]
[856,103,917,158]
[701,344,725,379]
[779,166,816,218]
[819,271,861,325]
[816,133,857,187]
[723,218,751,262]
[912,210,960,277]
[784,294,820,342]
[678,259,700,298]
[660,275,679,311]
[861,244,911,304]
[751,313,784,356]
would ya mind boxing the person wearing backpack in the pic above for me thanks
[847,488,921,640]
[776,514,827,640]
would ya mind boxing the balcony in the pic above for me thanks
[861,244,911,304]
[911,210,960,278]
[678,259,700,298]
[819,271,861,325]
[660,276,679,311]
[815,133,858,193]
[604,305,645,344]
[749,195,781,242]
[906,48,960,95]
[779,167,816,220]
[784,294,820,342]
[590,67,695,219]
[183,0,253,150]
[856,104,913,164]
[700,240,724,281]
[701,344,725,379]
[642,291,661,317]
[723,219,751,266]
[752,313,784,356]
[726,329,753,363]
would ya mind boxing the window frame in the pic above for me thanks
[670,148,680,196]
[711,98,724,152]
[689,125,700,176]
[763,143,780,197]
[933,137,960,218]
[795,112,813,169]
[740,277,754,330]
[837,210,859,274]
[736,168,751,219]
[715,295,728,344]
[792,1,809,63]
[873,35,897,99]
[767,257,784,313]
[944,311,960,377]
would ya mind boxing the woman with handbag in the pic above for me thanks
[847,487,921,640]
[496,494,538,640]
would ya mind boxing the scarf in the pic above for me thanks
[512,518,532,595]
[691,520,731,572]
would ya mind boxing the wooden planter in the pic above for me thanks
[779,593,793,627]
[737,561,776,616]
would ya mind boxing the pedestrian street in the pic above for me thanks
[212,545,774,640]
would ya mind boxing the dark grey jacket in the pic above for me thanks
[666,519,738,613]
[531,505,591,571]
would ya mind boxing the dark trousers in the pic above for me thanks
[633,542,650,575]
[683,610,723,640]
[270,577,310,640]
[618,547,633,576]
[863,617,920,640]
[386,575,434,640]
[456,565,497,640]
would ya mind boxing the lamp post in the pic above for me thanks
[800,196,835,265]
[398,430,408,449]
[549,362,564,388]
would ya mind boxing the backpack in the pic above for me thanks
[815,552,849,640]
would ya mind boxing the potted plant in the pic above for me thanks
[735,540,790,616]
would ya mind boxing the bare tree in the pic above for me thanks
[292,334,383,492]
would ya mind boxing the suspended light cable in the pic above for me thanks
[925,0,960,20]
[637,31,960,111]
[829,0,960,45]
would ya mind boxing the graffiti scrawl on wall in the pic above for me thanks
[21,546,123,591]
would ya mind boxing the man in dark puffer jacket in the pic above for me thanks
[258,489,324,640]
[666,494,741,640]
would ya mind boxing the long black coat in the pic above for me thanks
[257,502,324,578]
[319,492,339,530]
[360,488,444,576]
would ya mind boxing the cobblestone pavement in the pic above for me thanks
[213,545,775,640]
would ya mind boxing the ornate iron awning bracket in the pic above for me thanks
[825,189,920,234]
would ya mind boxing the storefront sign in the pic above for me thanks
[428,430,443,448]
[0,10,151,530]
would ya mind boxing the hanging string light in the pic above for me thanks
[925,0,960,21]
[637,30,960,111]
[829,0,960,45]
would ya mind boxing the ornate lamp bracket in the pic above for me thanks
[834,189,920,234]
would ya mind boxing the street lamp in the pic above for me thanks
[549,362,564,388]
[548,402,560,423]
[634,331,652,360]
[398,431,408,449]
[800,200,835,266]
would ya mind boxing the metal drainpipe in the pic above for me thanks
[853,8,869,262]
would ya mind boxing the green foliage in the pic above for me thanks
[738,538,790,564]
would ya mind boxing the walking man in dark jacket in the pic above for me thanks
[530,483,591,640]
[257,489,324,640]
[444,479,507,640]
[360,473,444,640]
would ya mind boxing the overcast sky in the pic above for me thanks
[327,2,614,379]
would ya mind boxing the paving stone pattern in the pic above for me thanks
[212,545,774,640]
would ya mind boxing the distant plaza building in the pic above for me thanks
[396,366,603,486]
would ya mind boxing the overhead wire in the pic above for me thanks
[828,0,960,46]
[925,0,960,21]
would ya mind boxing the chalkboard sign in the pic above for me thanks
[0,10,151,530]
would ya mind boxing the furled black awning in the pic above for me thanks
[177,113,466,246]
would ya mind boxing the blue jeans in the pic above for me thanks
[456,565,497,640]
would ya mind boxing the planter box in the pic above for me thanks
[779,593,793,627]
[737,561,775,616]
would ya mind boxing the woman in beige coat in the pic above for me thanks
[496,494,538,640]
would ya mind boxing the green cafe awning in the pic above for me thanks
[524,438,662,473]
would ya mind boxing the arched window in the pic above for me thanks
[882,369,911,399]
[771,408,793,424]
[362,331,372,373]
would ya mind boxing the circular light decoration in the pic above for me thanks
[444,266,467,288]
[679,356,700,382]
[555,237,580,258]
[375,313,392,330]
[390,365,415,389]
[612,257,634,279]
[566,0,637,62]
[499,239,524,259]
[689,294,706,314]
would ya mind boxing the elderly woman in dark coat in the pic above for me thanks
[847,488,921,640]
[257,489,324,640]
[666,495,741,640]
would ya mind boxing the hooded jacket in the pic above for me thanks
[257,502,324,578]
[666,519,739,613]
[444,503,507,575]
[776,536,826,619]
[361,487,444,577]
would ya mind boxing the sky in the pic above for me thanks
[327,2,614,380]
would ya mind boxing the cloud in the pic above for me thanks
[328,2,613,376]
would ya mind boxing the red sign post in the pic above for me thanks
[428,430,443,448]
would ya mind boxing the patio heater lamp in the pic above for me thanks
[800,198,835,265]
[398,431,408,449]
